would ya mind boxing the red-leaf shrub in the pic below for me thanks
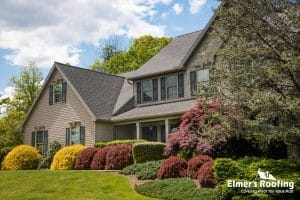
[187,155,213,179]
[91,146,112,170]
[75,147,99,170]
[156,156,187,179]
[164,98,233,158]
[197,160,215,188]
[105,144,133,170]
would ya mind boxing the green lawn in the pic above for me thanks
[0,170,157,200]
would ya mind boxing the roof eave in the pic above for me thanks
[127,67,185,81]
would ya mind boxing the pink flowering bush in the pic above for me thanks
[164,98,234,158]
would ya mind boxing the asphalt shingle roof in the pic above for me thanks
[56,62,125,119]
[127,31,202,80]
[111,99,196,122]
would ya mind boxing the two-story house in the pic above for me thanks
[21,15,222,155]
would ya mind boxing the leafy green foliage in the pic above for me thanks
[38,140,61,169]
[94,139,146,147]
[9,62,43,113]
[210,0,300,155]
[133,142,165,164]
[121,160,163,180]
[91,35,172,74]
[136,178,218,200]
[214,158,243,182]
[215,157,300,199]
[1,145,41,170]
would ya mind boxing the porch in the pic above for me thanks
[113,118,180,143]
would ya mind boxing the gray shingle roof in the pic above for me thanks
[56,62,125,119]
[127,31,202,80]
[111,99,196,122]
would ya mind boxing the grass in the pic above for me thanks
[136,178,217,200]
[0,170,157,200]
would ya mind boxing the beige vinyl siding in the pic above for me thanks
[95,122,113,142]
[23,69,95,147]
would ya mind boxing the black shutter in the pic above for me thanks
[80,126,85,145]
[137,81,141,104]
[31,132,36,147]
[153,79,158,101]
[49,85,53,105]
[65,128,70,146]
[43,130,48,156]
[161,77,166,100]
[190,71,197,95]
[178,74,184,98]
[62,82,67,103]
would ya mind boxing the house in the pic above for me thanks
[21,16,222,155]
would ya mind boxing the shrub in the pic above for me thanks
[133,142,165,163]
[0,147,12,164]
[38,140,61,169]
[136,178,218,200]
[90,146,112,170]
[1,145,41,170]
[105,144,133,170]
[214,158,243,182]
[121,160,163,180]
[94,139,146,148]
[187,155,213,179]
[50,145,86,170]
[75,147,99,170]
[157,156,187,179]
[198,161,215,188]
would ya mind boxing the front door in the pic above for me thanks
[142,126,157,141]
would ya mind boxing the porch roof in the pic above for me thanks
[111,99,195,122]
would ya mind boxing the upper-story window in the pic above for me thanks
[166,75,177,99]
[190,69,209,95]
[142,80,153,102]
[49,80,67,105]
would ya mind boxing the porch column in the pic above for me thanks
[136,122,141,139]
[164,119,169,143]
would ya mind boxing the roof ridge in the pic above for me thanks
[54,62,125,79]
[175,30,202,38]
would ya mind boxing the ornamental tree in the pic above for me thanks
[164,98,236,158]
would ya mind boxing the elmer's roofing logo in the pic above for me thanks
[255,168,276,181]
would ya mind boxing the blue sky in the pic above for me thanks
[0,0,220,99]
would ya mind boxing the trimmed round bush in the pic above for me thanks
[198,161,215,188]
[214,158,243,181]
[94,139,146,148]
[133,142,165,163]
[75,147,99,170]
[38,140,61,169]
[187,155,213,179]
[50,145,86,170]
[1,145,41,170]
[91,146,112,170]
[105,144,133,170]
[157,156,187,179]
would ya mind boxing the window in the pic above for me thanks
[31,130,48,156]
[142,80,153,102]
[166,75,177,99]
[190,69,209,95]
[65,125,85,146]
[71,126,80,145]
[49,81,66,105]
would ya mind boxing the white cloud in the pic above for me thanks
[172,3,183,15]
[0,0,167,68]
[161,12,170,19]
[0,86,15,100]
[161,0,173,5]
[189,0,207,14]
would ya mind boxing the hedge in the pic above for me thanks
[133,142,165,163]
[94,139,146,148]
[75,147,99,170]
[1,145,41,170]
[157,156,187,179]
